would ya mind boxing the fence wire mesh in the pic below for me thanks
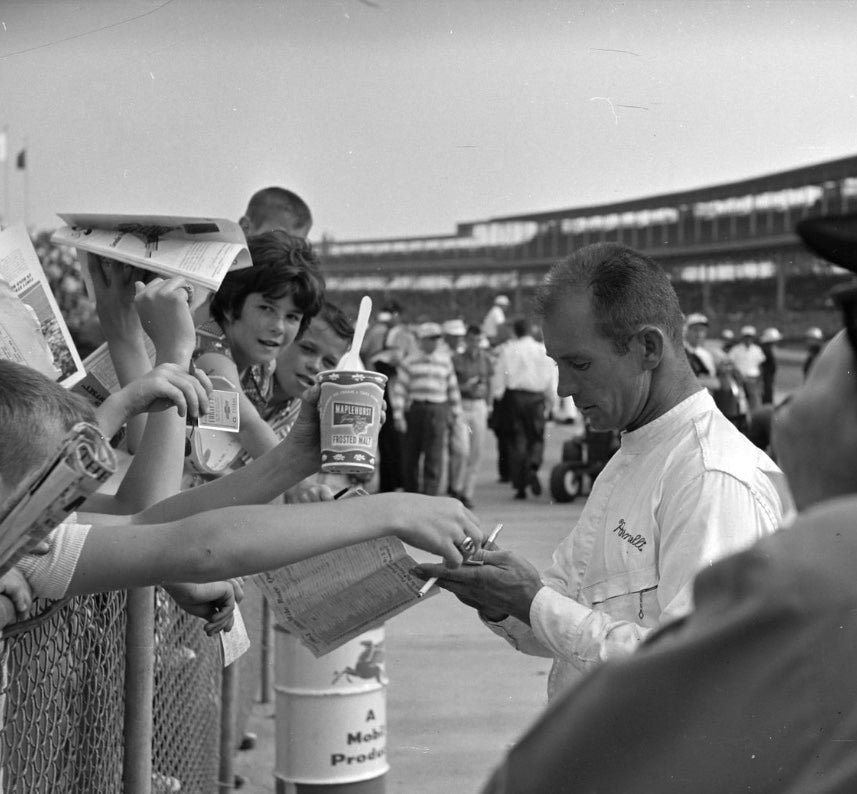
[0,591,127,794]
[151,589,222,794]
[0,587,227,794]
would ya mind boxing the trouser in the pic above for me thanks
[377,384,404,491]
[446,413,468,494]
[403,401,449,496]
[502,389,546,494]
[457,398,489,500]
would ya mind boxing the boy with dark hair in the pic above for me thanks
[239,187,312,240]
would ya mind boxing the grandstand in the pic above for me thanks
[319,154,857,337]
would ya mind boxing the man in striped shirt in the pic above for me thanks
[392,322,462,496]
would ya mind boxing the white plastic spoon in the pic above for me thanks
[336,295,372,370]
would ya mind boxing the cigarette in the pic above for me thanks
[417,523,504,599]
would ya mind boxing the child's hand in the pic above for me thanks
[163,581,238,636]
[0,568,35,619]
[89,256,147,342]
[284,481,337,504]
[133,277,198,365]
[121,363,213,421]
[284,384,322,460]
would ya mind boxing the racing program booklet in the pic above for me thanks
[253,490,435,657]
[0,422,117,576]
[51,212,251,294]
[0,223,86,388]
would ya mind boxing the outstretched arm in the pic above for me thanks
[69,493,483,597]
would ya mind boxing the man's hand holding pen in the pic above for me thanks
[413,523,544,625]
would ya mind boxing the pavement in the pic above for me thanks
[231,421,582,793]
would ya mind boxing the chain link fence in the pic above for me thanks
[0,587,232,794]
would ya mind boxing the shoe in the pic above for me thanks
[514,491,527,500]
[528,472,542,496]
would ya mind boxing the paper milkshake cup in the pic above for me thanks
[318,370,388,474]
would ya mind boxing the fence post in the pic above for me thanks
[261,599,273,705]
[123,587,156,794]
[220,663,238,793]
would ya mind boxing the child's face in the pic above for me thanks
[275,317,349,400]
[224,292,303,370]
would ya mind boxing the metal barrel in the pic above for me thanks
[274,624,387,793]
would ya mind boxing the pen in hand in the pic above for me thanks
[417,523,504,599]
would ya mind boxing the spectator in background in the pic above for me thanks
[361,301,412,492]
[729,325,766,411]
[720,327,736,353]
[452,324,494,510]
[491,316,556,500]
[238,186,313,239]
[442,319,468,499]
[759,327,782,405]
[683,312,718,391]
[482,294,510,345]
[803,326,825,377]
[392,321,462,496]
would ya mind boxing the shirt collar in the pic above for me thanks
[620,388,713,452]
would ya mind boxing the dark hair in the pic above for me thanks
[245,187,312,233]
[210,230,326,338]
[316,301,355,342]
[465,324,482,336]
[0,361,96,487]
[511,317,529,338]
[382,300,402,315]
[534,243,684,353]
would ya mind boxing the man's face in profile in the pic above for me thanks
[771,331,857,511]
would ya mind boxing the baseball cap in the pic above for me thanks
[495,295,510,307]
[684,312,709,328]
[760,327,782,344]
[377,311,393,323]
[442,319,467,336]
[740,325,757,337]
[417,322,443,339]
[805,327,824,341]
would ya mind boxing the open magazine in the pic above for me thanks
[0,422,117,578]
[0,223,86,387]
[252,488,434,657]
[51,212,251,293]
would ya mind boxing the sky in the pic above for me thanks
[1,0,857,243]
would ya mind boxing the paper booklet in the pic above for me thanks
[253,535,434,658]
[72,337,158,406]
[0,422,117,577]
[51,212,252,293]
[0,223,86,388]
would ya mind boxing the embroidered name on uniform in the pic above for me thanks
[612,519,646,551]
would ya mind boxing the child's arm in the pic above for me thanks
[162,581,238,636]
[69,491,483,597]
[94,363,210,440]
[89,257,153,452]
[194,351,281,459]
[83,278,207,515]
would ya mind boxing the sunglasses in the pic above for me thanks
[830,282,857,355]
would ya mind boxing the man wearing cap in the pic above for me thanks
[683,312,718,391]
[478,213,857,794]
[452,324,495,509]
[482,295,510,344]
[759,327,782,405]
[729,325,766,410]
[391,321,462,496]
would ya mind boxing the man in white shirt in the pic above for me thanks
[416,243,792,700]
[492,317,557,499]
[683,312,718,391]
[482,294,510,344]
[729,325,766,410]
